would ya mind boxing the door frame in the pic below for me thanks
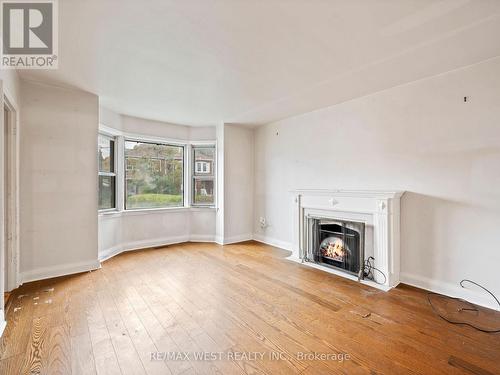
[2,91,20,292]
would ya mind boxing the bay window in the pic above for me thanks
[98,130,216,212]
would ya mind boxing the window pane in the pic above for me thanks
[98,135,114,173]
[125,141,184,209]
[193,179,214,205]
[193,147,214,176]
[99,175,115,210]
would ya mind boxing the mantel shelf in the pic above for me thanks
[290,189,405,199]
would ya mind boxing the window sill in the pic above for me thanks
[98,206,216,218]
[98,209,119,215]
[189,206,217,212]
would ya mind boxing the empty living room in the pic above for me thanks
[0,0,500,374]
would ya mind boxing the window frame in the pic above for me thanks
[191,144,216,207]
[98,133,117,212]
[123,138,186,211]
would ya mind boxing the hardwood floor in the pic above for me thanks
[1,241,499,374]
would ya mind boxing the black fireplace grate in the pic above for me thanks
[307,219,364,277]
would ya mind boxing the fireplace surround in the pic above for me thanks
[289,190,403,290]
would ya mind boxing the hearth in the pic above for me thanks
[306,218,365,277]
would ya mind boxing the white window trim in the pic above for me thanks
[98,133,117,212]
[98,124,217,215]
[191,144,216,208]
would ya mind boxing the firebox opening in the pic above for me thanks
[306,218,365,277]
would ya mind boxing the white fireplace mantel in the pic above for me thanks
[289,189,404,291]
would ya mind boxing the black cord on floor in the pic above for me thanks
[427,279,500,333]
[363,256,386,285]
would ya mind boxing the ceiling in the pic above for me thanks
[19,0,500,126]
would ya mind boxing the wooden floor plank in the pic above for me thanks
[86,273,122,375]
[20,315,49,375]
[71,331,97,375]
[45,324,72,375]
[95,283,146,375]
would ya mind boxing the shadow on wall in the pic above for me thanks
[400,192,500,295]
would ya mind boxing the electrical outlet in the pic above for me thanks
[259,217,267,229]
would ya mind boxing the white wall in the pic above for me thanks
[254,57,500,308]
[223,124,254,243]
[98,110,217,260]
[20,80,100,282]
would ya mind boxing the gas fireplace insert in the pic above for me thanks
[305,218,365,277]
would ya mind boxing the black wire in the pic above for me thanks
[460,279,500,309]
[427,279,500,333]
[363,256,387,285]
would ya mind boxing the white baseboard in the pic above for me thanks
[20,259,101,284]
[252,233,293,251]
[223,233,253,245]
[99,233,258,262]
[98,244,124,262]
[99,235,191,262]
[124,235,191,252]
[400,272,500,311]
[98,234,239,262]
[189,234,216,243]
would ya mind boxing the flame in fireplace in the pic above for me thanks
[320,237,348,261]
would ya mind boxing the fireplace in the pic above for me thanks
[290,190,403,289]
[306,218,365,277]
